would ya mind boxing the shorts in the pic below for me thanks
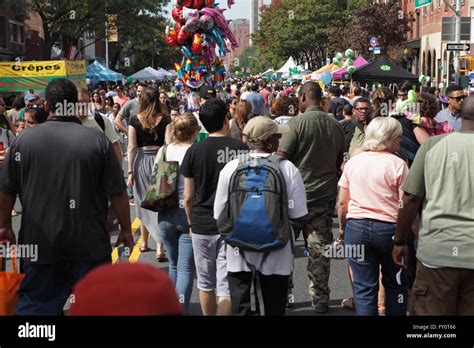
[191,233,229,297]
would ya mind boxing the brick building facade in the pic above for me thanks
[402,0,472,87]
[0,1,28,61]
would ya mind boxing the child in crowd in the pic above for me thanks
[15,120,25,135]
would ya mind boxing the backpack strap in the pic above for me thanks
[160,144,168,162]
[94,112,105,132]
[239,249,269,316]
[266,154,296,253]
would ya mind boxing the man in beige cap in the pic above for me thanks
[214,116,308,315]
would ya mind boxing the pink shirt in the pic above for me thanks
[260,89,270,105]
[338,152,409,223]
[113,95,130,108]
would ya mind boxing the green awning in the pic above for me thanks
[406,39,421,49]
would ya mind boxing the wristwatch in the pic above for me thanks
[392,235,407,246]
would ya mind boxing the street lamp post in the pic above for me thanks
[445,0,461,84]
[105,18,109,68]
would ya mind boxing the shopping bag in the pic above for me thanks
[0,255,25,315]
[141,145,179,213]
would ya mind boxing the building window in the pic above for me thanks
[10,23,15,42]
[9,21,25,44]
[0,17,5,49]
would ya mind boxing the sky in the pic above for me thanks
[164,0,271,21]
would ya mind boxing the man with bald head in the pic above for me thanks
[277,81,345,313]
[393,96,474,315]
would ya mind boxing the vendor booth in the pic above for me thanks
[86,60,123,82]
[0,60,87,92]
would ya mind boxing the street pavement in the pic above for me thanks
[133,217,354,316]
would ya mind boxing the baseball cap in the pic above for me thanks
[69,263,183,316]
[25,94,36,101]
[243,116,289,143]
[199,85,217,100]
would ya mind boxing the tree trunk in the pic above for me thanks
[42,23,53,60]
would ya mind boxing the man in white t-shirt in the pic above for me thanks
[77,89,122,164]
[214,116,308,315]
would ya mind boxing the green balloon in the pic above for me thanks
[347,66,356,73]
[345,58,354,67]
[336,52,344,60]
[332,57,340,65]
[345,49,354,58]
[127,76,134,83]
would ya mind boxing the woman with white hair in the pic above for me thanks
[337,117,409,316]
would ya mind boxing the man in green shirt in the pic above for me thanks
[393,96,474,315]
[278,81,345,313]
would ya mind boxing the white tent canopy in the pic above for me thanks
[167,69,178,77]
[261,68,274,76]
[130,67,166,81]
[156,67,176,78]
[275,57,305,79]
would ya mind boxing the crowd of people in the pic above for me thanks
[0,74,472,316]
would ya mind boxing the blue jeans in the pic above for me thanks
[345,219,408,316]
[158,208,195,313]
[16,255,111,315]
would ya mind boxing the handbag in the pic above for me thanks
[141,145,180,213]
[0,255,25,315]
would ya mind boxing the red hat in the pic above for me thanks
[69,263,182,316]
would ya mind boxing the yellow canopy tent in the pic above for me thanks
[303,63,339,81]
[0,60,86,92]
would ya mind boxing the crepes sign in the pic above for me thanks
[0,60,86,92]
[0,61,66,77]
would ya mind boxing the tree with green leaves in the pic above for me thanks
[329,0,411,63]
[28,0,179,71]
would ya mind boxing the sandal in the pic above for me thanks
[341,298,356,311]
[139,245,151,252]
[156,254,168,262]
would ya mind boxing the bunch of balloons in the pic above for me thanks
[166,0,238,89]
[419,74,431,87]
[332,49,357,73]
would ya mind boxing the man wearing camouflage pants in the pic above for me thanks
[278,81,345,313]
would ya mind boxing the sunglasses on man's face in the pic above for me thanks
[448,95,465,101]
[398,93,407,97]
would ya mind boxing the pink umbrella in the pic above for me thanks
[332,56,368,80]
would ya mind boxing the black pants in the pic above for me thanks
[228,271,289,316]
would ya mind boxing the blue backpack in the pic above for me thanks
[217,155,292,252]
